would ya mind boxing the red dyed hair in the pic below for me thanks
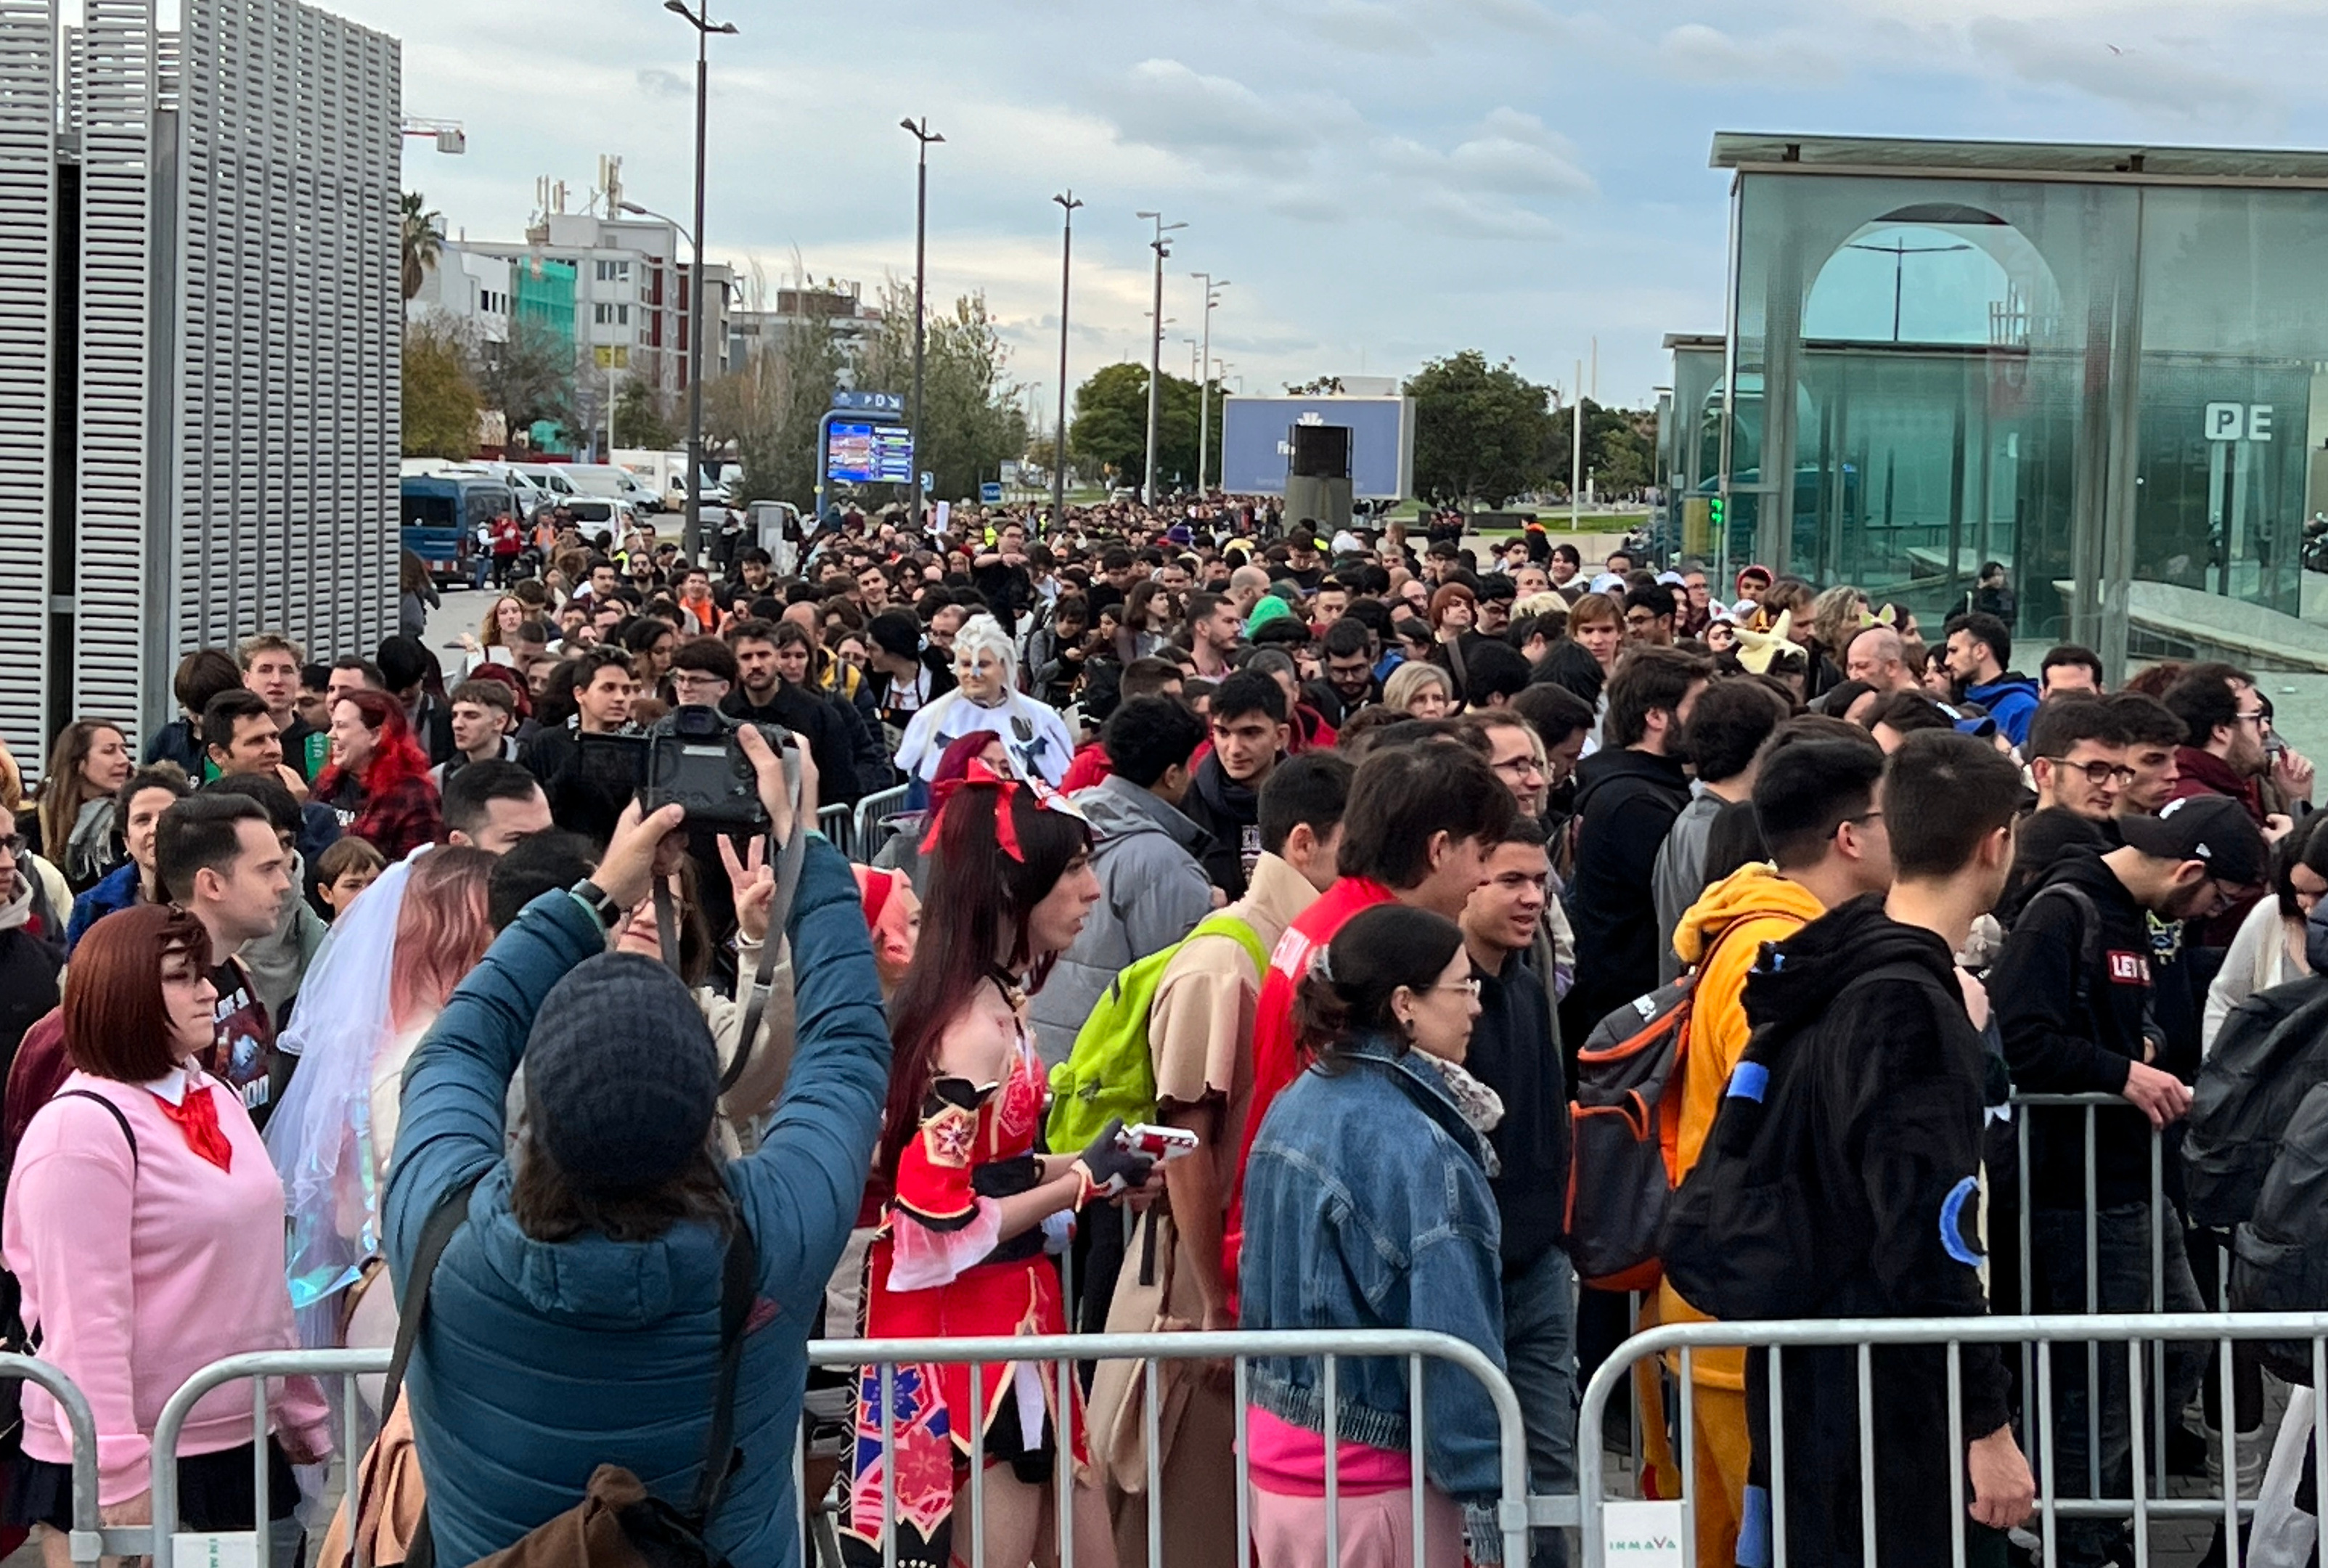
[62,904,213,1081]
[318,688,431,799]
[388,846,495,1033]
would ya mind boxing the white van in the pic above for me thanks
[554,462,662,513]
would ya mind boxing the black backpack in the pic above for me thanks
[2185,973,2328,1229]
[2230,1080,2328,1384]
[1659,959,1943,1320]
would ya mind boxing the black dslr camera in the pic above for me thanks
[641,705,785,830]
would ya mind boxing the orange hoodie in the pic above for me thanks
[1658,862,1829,1387]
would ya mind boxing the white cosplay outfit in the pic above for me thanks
[891,614,1073,787]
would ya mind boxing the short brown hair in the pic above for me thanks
[449,679,516,719]
[62,904,213,1081]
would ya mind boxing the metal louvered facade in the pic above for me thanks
[0,2,53,772]
[1,0,396,771]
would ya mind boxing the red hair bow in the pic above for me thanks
[920,756,1079,862]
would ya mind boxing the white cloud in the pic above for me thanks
[1658,23,1846,86]
[1103,59,1341,175]
[1964,17,2260,118]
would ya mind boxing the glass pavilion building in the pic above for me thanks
[1665,134,2328,699]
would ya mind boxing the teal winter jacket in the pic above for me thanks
[383,835,889,1567]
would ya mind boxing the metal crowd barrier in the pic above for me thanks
[0,1353,106,1566]
[816,801,853,859]
[134,1329,1534,1568]
[145,1348,385,1567]
[2006,1090,2186,1498]
[1580,1311,2328,1568]
[850,783,910,865]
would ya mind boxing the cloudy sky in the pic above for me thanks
[334,0,2324,417]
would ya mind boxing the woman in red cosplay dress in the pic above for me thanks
[844,761,1159,1568]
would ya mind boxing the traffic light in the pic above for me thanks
[1709,495,1726,531]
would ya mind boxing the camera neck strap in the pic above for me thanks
[653,740,807,1096]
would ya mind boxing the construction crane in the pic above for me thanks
[401,117,466,155]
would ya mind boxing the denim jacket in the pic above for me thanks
[1239,1034,1508,1556]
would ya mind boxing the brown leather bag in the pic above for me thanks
[380,1177,759,1568]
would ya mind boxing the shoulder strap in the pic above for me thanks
[2021,882,2101,1006]
[1191,912,1267,975]
[52,1090,136,1168]
[687,1226,760,1523]
[377,1174,484,1426]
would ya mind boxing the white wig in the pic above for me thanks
[952,612,1018,676]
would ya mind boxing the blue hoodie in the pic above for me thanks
[383,836,889,1567]
[1963,673,2041,748]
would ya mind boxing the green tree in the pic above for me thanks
[1403,350,1555,506]
[703,306,844,510]
[613,377,678,449]
[1066,363,1222,491]
[1548,399,1659,499]
[856,280,1029,503]
[401,317,481,459]
[401,192,441,304]
[474,318,574,445]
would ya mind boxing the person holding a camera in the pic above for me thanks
[381,722,891,1565]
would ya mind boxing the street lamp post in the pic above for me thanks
[1190,273,1228,494]
[902,118,944,526]
[1051,191,1080,529]
[1135,211,1185,507]
[662,0,735,563]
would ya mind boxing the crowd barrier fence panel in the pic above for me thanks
[143,1329,1535,1568]
[849,785,910,865]
[0,1353,106,1566]
[1578,1311,2328,1568]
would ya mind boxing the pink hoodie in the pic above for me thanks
[3,1069,330,1504]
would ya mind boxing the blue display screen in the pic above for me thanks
[826,420,915,484]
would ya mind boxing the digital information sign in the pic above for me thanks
[825,421,915,485]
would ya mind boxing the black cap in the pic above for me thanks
[2117,795,2268,889]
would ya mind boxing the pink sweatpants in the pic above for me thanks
[1248,1482,1467,1568]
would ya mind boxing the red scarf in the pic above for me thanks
[150,1082,233,1172]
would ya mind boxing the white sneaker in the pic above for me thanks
[2202,1426,2266,1495]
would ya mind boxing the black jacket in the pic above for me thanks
[1561,746,1690,1037]
[1466,947,1567,1272]
[1990,851,2157,1210]
[1179,752,1262,901]
[1739,896,2012,1567]
[723,685,864,809]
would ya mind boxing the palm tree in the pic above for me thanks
[401,191,443,303]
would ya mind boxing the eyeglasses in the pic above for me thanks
[2046,757,2139,787]
[0,834,20,856]
[1421,976,1482,1000]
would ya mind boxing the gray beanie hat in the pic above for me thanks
[524,952,719,1192]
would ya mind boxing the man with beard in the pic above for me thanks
[1993,795,2266,1568]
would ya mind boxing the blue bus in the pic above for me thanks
[399,473,515,587]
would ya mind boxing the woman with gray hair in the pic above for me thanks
[894,613,1075,796]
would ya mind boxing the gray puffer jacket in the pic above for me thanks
[1027,774,1215,1064]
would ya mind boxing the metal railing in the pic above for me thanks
[0,1353,106,1566]
[132,1329,1533,1568]
[849,784,910,865]
[1581,1311,2328,1568]
[145,1348,385,1567]
[816,801,853,859]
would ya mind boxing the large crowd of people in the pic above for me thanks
[0,494,2319,1568]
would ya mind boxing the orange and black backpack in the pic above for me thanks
[1564,922,1749,1291]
